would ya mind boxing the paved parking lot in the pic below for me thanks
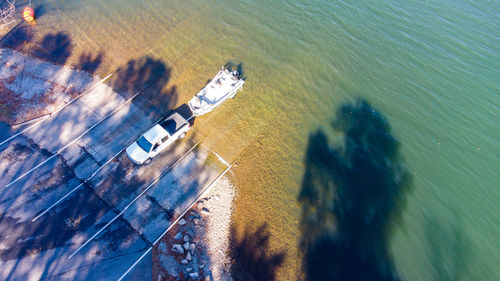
[0,79,225,280]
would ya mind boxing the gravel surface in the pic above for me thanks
[201,176,235,281]
[153,175,236,281]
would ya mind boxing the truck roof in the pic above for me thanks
[143,124,168,143]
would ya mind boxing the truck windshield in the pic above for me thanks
[137,136,153,152]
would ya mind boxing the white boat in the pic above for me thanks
[188,67,245,116]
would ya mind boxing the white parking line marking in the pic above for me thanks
[0,117,49,148]
[31,142,128,222]
[5,91,142,189]
[5,154,58,188]
[0,74,113,148]
[30,112,168,222]
[117,163,234,281]
[68,139,203,260]
[118,248,152,281]
[32,183,83,222]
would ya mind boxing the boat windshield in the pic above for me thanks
[137,136,153,152]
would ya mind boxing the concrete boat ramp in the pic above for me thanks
[0,75,226,280]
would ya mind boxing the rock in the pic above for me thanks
[201,207,210,213]
[190,243,196,253]
[181,259,189,265]
[186,228,196,238]
[171,244,184,254]
[197,202,204,209]
[200,264,204,269]
[159,255,180,277]
[183,242,190,251]
[186,267,192,273]
[189,210,200,218]
[189,272,199,279]
[179,218,187,225]
[183,235,190,242]
[174,232,182,240]
[158,242,168,253]
[186,251,192,261]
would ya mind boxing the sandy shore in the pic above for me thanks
[153,175,236,281]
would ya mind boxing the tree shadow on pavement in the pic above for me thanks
[0,153,151,280]
[0,159,110,262]
[229,223,286,281]
[298,99,412,281]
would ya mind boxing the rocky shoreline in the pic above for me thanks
[153,176,236,281]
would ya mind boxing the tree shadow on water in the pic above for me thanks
[229,223,286,281]
[1,27,73,65]
[77,52,104,75]
[298,99,412,281]
[104,57,179,125]
[0,24,33,50]
[34,4,46,19]
[111,57,170,98]
[425,214,471,281]
[31,32,72,64]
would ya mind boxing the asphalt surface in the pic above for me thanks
[0,80,223,280]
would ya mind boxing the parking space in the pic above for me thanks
[78,98,163,163]
[123,147,220,243]
[0,64,228,279]
[23,98,104,154]
[0,201,149,280]
[0,136,52,187]
[70,146,222,278]
[0,133,222,280]
[0,153,79,222]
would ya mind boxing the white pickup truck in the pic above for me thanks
[126,112,190,165]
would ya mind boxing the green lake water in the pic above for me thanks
[3,0,499,279]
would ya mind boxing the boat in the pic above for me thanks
[188,66,245,116]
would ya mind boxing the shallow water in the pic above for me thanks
[2,0,499,279]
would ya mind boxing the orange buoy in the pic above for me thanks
[23,7,35,24]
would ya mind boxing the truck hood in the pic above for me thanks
[126,141,150,164]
